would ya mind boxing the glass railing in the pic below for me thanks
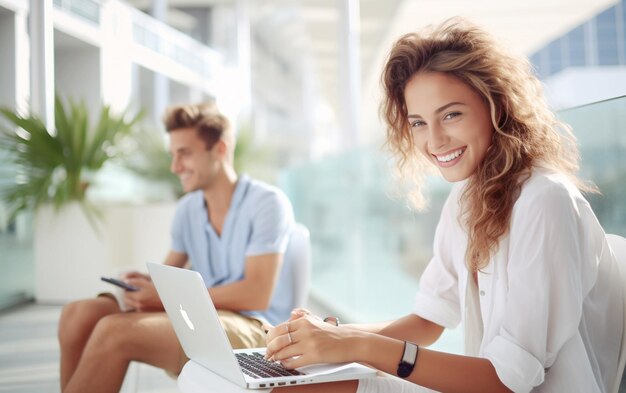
[53,0,100,25]
[0,212,34,309]
[279,147,462,352]
[280,95,626,355]
[0,146,34,309]
[52,0,221,82]
[128,5,221,80]
[558,95,626,237]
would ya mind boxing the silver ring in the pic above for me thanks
[286,322,293,344]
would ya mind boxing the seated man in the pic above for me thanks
[58,103,296,393]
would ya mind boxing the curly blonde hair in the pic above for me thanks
[381,18,594,271]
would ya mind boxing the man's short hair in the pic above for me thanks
[163,102,231,150]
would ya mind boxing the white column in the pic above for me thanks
[151,0,170,123]
[338,0,363,314]
[338,0,361,148]
[235,0,252,113]
[584,18,598,67]
[212,0,251,131]
[14,10,29,114]
[29,0,55,128]
[100,0,133,114]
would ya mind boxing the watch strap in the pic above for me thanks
[397,341,418,378]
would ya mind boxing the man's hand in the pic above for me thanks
[123,276,164,312]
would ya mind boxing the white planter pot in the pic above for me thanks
[34,202,176,304]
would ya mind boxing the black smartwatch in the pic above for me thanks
[397,341,419,378]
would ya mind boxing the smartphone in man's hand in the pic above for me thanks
[101,276,139,292]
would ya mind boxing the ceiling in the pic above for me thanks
[126,0,619,137]
[279,0,402,114]
[392,0,618,55]
[126,0,402,124]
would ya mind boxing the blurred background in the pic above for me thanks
[0,0,625,390]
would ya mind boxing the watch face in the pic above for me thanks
[397,362,413,378]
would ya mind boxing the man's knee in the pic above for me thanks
[89,313,133,350]
[89,313,176,365]
[58,297,119,345]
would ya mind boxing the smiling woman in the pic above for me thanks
[265,17,623,393]
[404,72,493,183]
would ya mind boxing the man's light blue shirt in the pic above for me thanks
[170,175,296,325]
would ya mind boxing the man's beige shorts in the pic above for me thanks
[169,310,267,376]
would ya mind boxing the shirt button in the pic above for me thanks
[479,290,486,296]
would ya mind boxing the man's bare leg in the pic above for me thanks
[58,297,121,389]
[63,311,181,393]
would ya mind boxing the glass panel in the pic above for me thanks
[129,6,220,80]
[53,0,100,25]
[0,149,35,309]
[558,95,626,236]
[280,147,462,353]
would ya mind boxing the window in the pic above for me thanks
[596,7,619,65]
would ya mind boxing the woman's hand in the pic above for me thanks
[261,309,323,337]
[288,308,322,322]
[265,315,363,369]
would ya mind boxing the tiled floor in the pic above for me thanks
[0,303,179,393]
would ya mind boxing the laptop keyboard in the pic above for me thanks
[236,352,303,379]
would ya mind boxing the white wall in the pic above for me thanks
[0,13,17,109]
[54,44,101,113]
[35,203,176,303]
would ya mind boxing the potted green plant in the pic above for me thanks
[0,96,140,222]
[0,97,141,303]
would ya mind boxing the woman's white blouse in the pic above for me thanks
[414,169,623,392]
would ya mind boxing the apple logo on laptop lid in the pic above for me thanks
[180,304,195,331]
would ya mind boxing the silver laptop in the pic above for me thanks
[147,263,376,389]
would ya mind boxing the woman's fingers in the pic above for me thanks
[290,308,325,322]
[289,308,311,320]
[266,316,307,343]
[265,321,289,344]
[266,322,298,359]
[268,334,303,362]
[279,354,311,370]
[265,317,314,359]
[265,315,341,366]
